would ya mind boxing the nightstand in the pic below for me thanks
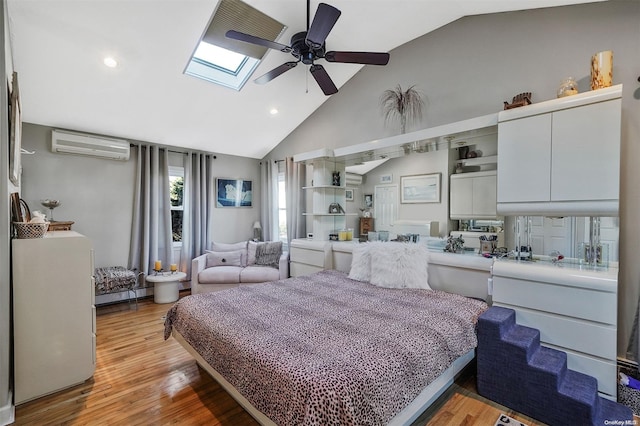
[359,218,374,237]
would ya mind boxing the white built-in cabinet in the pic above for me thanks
[450,170,497,219]
[12,231,96,404]
[497,85,622,216]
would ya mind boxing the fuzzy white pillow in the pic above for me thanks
[369,243,431,289]
[348,243,375,282]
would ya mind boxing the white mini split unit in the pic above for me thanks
[51,129,130,161]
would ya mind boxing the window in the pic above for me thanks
[185,42,260,91]
[169,167,184,244]
[277,171,287,243]
[184,0,286,91]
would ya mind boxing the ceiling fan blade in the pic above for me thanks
[325,51,390,66]
[305,3,341,49]
[226,30,292,53]
[310,64,338,95]
[254,61,298,85]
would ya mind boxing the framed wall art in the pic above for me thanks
[400,173,441,203]
[216,178,253,207]
[364,193,373,208]
[9,72,22,186]
[345,188,354,201]
[380,174,393,183]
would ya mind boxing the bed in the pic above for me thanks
[164,245,488,426]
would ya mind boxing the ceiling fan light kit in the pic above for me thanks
[226,1,390,95]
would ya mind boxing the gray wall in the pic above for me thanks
[266,2,640,358]
[20,123,262,269]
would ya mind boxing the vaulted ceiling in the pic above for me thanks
[7,0,600,159]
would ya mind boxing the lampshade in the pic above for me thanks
[253,221,262,230]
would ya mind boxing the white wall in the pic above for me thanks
[20,123,262,270]
[265,2,640,358]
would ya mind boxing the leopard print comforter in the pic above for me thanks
[164,269,487,425]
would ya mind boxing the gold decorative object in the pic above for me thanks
[591,50,613,90]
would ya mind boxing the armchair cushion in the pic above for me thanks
[198,265,242,284]
[241,265,282,283]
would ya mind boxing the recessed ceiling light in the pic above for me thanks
[270,108,279,115]
[103,57,118,68]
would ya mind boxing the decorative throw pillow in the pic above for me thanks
[348,242,380,282]
[206,250,243,268]
[209,241,247,266]
[255,241,283,268]
[247,240,259,265]
[369,243,431,289]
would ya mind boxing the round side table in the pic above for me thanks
[146,271,186,304]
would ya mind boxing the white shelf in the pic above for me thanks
[457,154,497,167]
[303,213,358,216]
[303,185,345,190]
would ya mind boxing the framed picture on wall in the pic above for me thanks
[216,178,253,207]
[380,174,392,183]
[9,72,22,186]
[400,173,441,203]
[364,193,373,208]
[345,188,354,201]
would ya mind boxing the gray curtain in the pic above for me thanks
[179,152,214,276]
[260,160,278,242]
[285,157,306,246]
[128,145,173,277]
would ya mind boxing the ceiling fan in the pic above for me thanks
[225,1,390,95]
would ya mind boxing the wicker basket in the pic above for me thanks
[13,222,50,239]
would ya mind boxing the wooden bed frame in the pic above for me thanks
[171,329,475,426]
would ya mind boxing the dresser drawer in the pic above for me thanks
[290,246,325,267]
[493,276,616,325]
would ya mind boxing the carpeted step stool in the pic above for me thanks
[477,306,633,426]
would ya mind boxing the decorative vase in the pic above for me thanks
[590,50,613,90]
[557,77,578,98]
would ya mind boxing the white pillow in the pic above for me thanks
[369,243,431,289]
[206,250,244,267]
[211,241,247,252]
[348,242,379,282]
[209,241,248,267]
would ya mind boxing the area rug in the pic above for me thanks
[494,413,529,426]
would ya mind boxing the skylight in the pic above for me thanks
[193,41,245,74]
[184,0,286,91]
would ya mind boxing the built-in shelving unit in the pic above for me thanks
[295,154,356,241]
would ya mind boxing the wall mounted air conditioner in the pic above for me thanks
[51,129,130,160]
[345,172,363,186]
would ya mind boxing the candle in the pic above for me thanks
[154,260,162,271]
[170,263,177,272]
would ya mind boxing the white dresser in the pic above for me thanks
[492,260,618,399]
[12,231,96,404]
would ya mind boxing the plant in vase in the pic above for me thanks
[379,84,425,134]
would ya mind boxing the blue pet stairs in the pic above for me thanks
[477,306,633,425]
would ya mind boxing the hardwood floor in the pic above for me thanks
[14,293,543,425]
